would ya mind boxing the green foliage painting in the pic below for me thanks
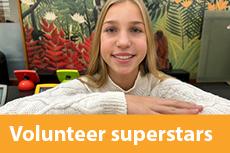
[145,0,230,78]
[20,0,97,72]
[19,0,230,78]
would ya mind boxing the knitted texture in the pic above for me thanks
[151,79,230,114]
[0,79,127,114]
[0,73,229,114]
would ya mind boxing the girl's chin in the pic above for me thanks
[110,68,138,76]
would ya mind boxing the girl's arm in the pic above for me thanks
[150,78,230,114]
[0,80,127,114]
[125,95,202,114]
[0,78,204,115]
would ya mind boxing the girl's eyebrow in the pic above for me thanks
[103,20,144,25]
[103,20,117,25]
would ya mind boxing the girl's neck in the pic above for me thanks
[108,70,139,90]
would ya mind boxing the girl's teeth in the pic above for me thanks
[114,55,132,60]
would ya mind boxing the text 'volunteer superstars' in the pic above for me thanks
[9,125,212,145]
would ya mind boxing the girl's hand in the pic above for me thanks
[126,95,203,114]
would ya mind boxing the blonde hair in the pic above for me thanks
[81,0,162,87]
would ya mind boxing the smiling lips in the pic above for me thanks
[112,53,135,61]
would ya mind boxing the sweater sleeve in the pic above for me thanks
[0,80,127,114]
[150,78,230,114]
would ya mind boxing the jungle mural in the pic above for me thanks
[19,0,230,77]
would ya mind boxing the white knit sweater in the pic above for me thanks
[0,73,230,114]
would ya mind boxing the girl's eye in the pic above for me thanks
[104,27,117,33]
[130,27,142,33]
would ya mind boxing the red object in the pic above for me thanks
[18,80,35,91]
[14,70,39,91]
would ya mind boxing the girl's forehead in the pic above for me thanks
[104,1,143,22]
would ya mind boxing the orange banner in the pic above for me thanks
[0,115,229,153]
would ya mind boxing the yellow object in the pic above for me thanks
[34,84,58,94]
[56,69,80,83]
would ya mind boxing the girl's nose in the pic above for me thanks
[115,31,131,49]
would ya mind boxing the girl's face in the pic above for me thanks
[100,1,147,78]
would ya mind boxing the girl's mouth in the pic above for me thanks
[112,55,135,60]
[111,52,136,61]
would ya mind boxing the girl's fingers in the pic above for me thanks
[161,99,203,110]
[151,105,200,114]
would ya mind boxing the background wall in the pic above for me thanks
[0,0,25,79]
[0,23,25,79]
[147,0,230,78]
